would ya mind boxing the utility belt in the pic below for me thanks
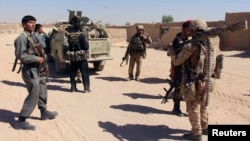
[66,50,88,62]
[182,72,204,89]
[182,73,215,94]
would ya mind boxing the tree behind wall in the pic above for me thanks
[162,15,174,23]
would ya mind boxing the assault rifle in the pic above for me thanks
[12,32,49,81]
[174,20,248,52]
[168,20,248,107]
[34,43,49,79]
[161,81,175,104]
[120,47,130,67]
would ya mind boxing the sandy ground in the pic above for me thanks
[0,28,250,141]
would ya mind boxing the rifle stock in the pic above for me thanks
[35,44,49,78]
[12,57,18,72]
[161,82,175,104]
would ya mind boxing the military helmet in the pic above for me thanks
[136,25,144,30]
[192,19,207,30]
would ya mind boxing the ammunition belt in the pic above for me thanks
[66,50,88,61]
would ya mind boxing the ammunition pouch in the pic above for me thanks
[181,82,196,101]
[194,74,215,93]
[129,44,146,58]
[182,75,216,101]
[66,50,88,62]
[130,44,144,51]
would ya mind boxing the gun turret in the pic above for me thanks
[67,9,82,24]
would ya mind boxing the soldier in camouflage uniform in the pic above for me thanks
[168,19,216,141]
[127,25,152,81]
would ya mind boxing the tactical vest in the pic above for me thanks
[130,36,144,52]
[67,32,88,61]
[182,39,216,92]
[68,32,81,50]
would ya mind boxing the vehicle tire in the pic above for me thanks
[93,61,105,71]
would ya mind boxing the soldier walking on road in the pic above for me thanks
[125,25,152,81]
[14,15,58,130]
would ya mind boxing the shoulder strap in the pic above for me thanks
[23,32,41,56]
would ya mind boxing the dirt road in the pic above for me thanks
[0,32,250,141]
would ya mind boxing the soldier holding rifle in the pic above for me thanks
[13,15,58,130]
[168,19,215,141]
[122,25,152,81]
[168,18,247,141]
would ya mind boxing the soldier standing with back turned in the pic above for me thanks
[168,19,216,141]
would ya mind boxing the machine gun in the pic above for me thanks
[174,20,248,52]
[169,20,248,107]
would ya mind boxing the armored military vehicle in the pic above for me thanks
[48,10,112,73]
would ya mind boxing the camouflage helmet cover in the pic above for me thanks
[192,19,207,30]
[136,25,144,30]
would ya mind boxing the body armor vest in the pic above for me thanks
[67,32,87,61]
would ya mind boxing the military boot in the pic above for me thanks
[135,76,140,81]
[127,75,134,80]
[183,133,202,141]
[202,129,208,135]
[41,110,58,120]
[172,101,184,117]
[70,74,77,92]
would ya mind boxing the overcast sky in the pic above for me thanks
[0,0,249,25]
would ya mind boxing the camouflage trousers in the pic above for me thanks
[128,53,143,77]
[182,83,208,136]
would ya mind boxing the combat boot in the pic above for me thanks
[41,110,58,120]
[70,87,78,92]
[127,75,134,80]
[70,75,77,92]
[172,101,184,117]
[14,121,36,130]
[135,76,140,81]
[183,133,202,141]
[202,129,208,135]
